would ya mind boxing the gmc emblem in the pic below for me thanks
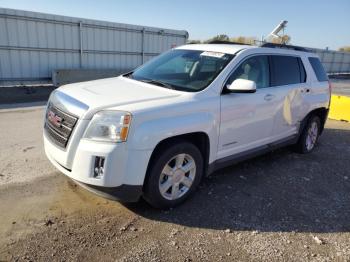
[47,110,63,127]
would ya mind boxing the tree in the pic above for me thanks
[188,34,291,46]
[230,36,256,45]
[339,46,350,52]
[187,39,201,44]
[204,34,230,43]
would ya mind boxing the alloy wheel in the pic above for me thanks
[158,153,196,200]
[306,121,318,151]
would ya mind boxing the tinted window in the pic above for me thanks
[271,55,303,86]
[308,57,328,81]
[299,58,307,82]
[227,55,270,89]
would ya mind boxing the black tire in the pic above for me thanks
[143,140,204,209]
[294,115,321,154]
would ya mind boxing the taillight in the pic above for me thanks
[328,80,332,94]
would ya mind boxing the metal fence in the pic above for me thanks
[0,8,188,85]
[308,47,350,74]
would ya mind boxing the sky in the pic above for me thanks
[0,0,349,50]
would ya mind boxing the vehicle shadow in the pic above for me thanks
[125,127,350,233]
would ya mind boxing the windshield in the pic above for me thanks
[128,49,234,92]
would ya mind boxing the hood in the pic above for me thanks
[57,76,181,117]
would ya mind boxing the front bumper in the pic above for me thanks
[74,180,142,202]
[44,133,152,202]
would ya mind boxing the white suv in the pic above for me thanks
[44,43,331,208]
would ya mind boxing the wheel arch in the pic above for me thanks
[143,132,210,191]
[300,107,329,135]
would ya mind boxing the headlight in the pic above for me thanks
[83,111,132,142]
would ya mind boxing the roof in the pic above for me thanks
[175,44,254,54]
[176,43,316,57]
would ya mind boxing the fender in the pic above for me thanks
[129,112,218,163]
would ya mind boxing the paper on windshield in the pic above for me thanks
[200,51,225,58]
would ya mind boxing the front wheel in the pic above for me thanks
[294,115,321,153]
[143,141,203,209]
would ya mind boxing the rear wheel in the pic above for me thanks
[143,141,203,209]
[294,115,321,153]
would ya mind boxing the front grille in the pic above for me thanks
[45,103,78,148]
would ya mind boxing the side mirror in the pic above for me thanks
[226,79,256,93]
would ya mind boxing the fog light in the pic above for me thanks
[94,156,105,178]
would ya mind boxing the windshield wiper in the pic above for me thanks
[140,79,175,90]
[122,71,134,78]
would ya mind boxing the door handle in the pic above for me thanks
[264,94,275,101]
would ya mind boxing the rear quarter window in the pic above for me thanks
[270,55,305,86]
[308,57,328,82]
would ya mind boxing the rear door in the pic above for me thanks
[268,55,308,141]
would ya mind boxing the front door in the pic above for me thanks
[218,55,276,160]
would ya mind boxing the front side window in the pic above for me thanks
[226,55,270,89]
[129,49,234,92]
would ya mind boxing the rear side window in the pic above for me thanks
[271,55,305,86]
[308,57,328,81]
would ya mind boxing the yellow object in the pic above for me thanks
[119,114,132,141]
[329,95,350,122]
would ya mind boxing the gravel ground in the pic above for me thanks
[0,107,55,186]
[0,106,349,261]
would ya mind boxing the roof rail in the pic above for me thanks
[207,40,251,45]
[261,43,310,52]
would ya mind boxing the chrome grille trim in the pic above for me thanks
[45,103,78,148]
[48,105,77,127]
[49,90,88,118]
